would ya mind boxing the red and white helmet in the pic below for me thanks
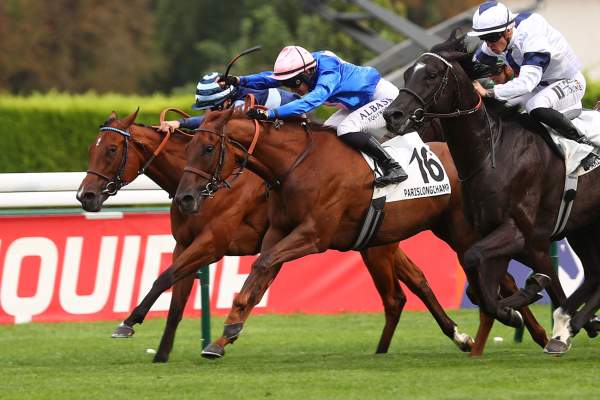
[467,2,515,37]
[269,46,316,81]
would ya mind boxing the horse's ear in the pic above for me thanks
[121,107,139,128]
[215,107,236,129]
[108,111,118,120]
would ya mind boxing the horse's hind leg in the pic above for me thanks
[361,244,405,354]
[391,247,473,352]
[501,273,548,348]
[153,274,195,363]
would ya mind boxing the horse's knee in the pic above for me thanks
[463,247,485,272]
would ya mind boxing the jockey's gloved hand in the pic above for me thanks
[247,108,270,121]
[217,75,240,86]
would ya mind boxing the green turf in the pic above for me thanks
[0,307,598,399]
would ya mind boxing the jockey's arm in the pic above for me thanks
[492,36,551,101]
[239,71,281,90]
[266,71,340,119]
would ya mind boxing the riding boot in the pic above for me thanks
[340,132,408,187]
[530,107,599,169]
[364,136,408,187]
[530,107,594,146]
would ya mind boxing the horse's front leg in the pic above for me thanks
[112,233,222,339]
[464,219,526,328]
[203,220,324,359]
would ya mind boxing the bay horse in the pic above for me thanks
[77,110,477,362]
[383,34,600,354]
[173,107,548,358]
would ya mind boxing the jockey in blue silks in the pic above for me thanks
[158,72,299,133]
[217,46,407,187]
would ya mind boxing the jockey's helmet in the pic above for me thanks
[467,2,515,40]
[192,72,236,110]
[269,46,317,88]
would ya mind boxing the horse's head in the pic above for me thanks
[174,107,238,215]
[77,109,141,211]
[384,34,476,135]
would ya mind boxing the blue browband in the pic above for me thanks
[100,126,131,137]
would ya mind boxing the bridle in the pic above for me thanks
[399,52,496,181]
[398,52,483,123]
[182,126,251,197]
[86,126,136,196]
[182,95,314,197]
[86,116,187,196]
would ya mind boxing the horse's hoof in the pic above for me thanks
[152,353,169,363]
[584,316,600,338]
[511,309,524,328]
[201,343,225,360]
[526,273,551,290]
[111,323,134,338]
[544,337,571,356]
[452,327,474,352]
[223,322,244,341]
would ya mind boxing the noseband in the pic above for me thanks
[398,52,482,123]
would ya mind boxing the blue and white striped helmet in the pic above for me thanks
[191,72,236,110]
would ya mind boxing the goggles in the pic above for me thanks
[480,31,505,44]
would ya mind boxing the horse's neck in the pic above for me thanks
[231,120,314,183]
[131,126,186,195]
[440,96,496,179]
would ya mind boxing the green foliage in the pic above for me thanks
[0,92,191,173]
[0,308,599,399]
[583,77,600,108]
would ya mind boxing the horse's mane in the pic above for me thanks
[228,107,335,133]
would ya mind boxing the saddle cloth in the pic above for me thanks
[360,132,451,201]
[549,110,600,176]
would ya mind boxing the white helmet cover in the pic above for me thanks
[467,2,515,37]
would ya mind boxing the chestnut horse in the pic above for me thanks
[77,110,476,362]
[383,34,600,354]
[173,108,548,358]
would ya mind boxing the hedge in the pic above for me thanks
[0,92,191,172]
[2,81,600,173]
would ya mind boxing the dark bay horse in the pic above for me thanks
[174,108,548,358]
[383,35,600,354]
[77,110,477,361]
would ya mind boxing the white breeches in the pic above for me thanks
[506,71,586,114]
[324,78,400,136]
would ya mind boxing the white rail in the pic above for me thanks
[0,172,169,208]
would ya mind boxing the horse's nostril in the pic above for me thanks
[82,192,96,201]
[392,110,404,120]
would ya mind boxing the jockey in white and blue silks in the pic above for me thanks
[217,46,407,187]
[158,72,300,133]
[469,1,591,146]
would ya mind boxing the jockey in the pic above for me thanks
[469,2,592,146]
[158,72,300,133]
[218,46,407,187]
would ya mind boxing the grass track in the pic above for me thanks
[1,307,598,400]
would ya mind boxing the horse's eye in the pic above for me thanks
[204,145,215,154]
[108,145,117,154]
[427,72,437,80]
